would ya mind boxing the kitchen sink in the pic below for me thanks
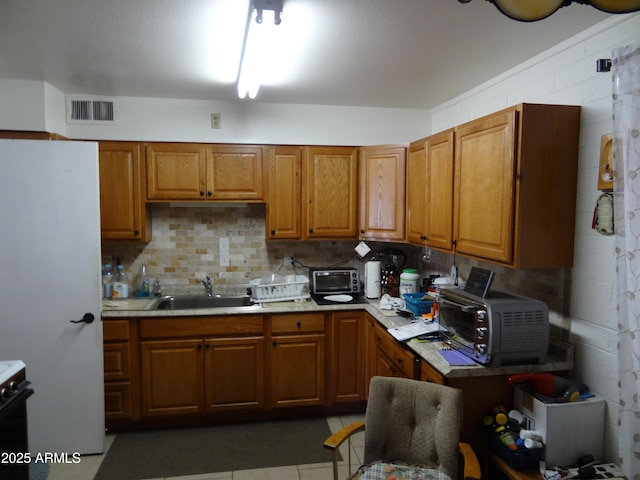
[150,294,256,310]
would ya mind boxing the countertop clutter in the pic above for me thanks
[102,297,573,380]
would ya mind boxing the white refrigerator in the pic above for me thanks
[0,139,105,455]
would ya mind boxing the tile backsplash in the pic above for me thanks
[102,204,367,295]
[102,204,570,336]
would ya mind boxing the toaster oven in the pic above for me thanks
[309,268,366,304]
[438,287,549,366]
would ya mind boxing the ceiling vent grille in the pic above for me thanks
[66,96,118,125]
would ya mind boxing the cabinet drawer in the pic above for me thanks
[140,315,264,338]
[376,325,416,379]
[104,382,132,419]
[271,313,325,334]
[103,320,130,341]
[104,343,130,381]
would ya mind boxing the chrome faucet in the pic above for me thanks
[199,274,213,296]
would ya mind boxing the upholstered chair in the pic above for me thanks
[324,376,481,480]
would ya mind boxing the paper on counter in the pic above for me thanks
[438,350,477,366]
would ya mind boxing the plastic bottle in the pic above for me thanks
[102,263,113,299]
[137,265,150,297]
[112,260,129,299]
[495,425,518,451]
[153,277,162,297]
[399,269,419,295]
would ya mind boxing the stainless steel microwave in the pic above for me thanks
[438,287,549,366]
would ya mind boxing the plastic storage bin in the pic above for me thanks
[487,431,543,471]
[514,385,605,468]
[402,293,436,315]
[250,275,310,303]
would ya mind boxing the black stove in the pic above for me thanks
[0,360,33,480]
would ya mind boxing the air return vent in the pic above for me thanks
[66,96,118,124]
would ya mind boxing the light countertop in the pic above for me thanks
[102,297,573,379]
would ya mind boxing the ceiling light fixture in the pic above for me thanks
[459,0,640,21]
[237,0,283,99]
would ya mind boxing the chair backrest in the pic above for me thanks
[363,376,463,479]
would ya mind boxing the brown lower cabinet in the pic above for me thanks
[103,310,529,459]
[137,315,265,417]
[103,319,137,421]
[270,313,326,408]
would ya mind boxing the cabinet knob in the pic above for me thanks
[360,229,365,234]
[308,228,314,234]
[200,190,205,196]
[420,235,427,241]
[272,341,277,346]
[207,191,212,197]
[271,230,276,235]
[134,230,139,237]
[296,321,302,327]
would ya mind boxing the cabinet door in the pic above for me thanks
[406,139,428,245]
[146,143,207,200]
[140,339,204,416]
[425,130,454,251]
[303,146,358,239]
[375,347,407,378]
[358,145,406,241]
[99,142,151,241]
[330,311,365,403]
[204,336,265,411]
[266,146,302,239]
[374,323,416,379]
[270,334,325,408]
[454,109,517,263]
[207,145,264,200]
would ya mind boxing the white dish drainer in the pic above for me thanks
[249,275,310,303]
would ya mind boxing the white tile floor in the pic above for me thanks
[47,414,366,480]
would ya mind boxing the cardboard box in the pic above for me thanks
[514,385,605,467]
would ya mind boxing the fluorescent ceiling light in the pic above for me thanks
[238,3,281,99]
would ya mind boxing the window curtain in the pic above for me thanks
[613,39,640,478]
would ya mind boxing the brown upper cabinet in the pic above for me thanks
[358,145,406,242]
[453,103,580,268]
[266,146,303,240]
[303,146,359,239]
[267,145,359,240]
[145,143,264,202]
[406,130,455,252]
[99,142,151,242]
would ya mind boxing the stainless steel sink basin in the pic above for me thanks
[150,294,255,310]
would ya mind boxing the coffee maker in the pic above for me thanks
[378,248,407,297]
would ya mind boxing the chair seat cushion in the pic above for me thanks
[348,461,452,480]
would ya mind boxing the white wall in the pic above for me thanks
[43,95,430,146]
[430,13,640,463]
[0,79,47,131]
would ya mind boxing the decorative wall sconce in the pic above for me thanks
[458,0,640,21]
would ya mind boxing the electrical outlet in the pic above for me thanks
[211,113,221,129]
[283,255,294,266]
